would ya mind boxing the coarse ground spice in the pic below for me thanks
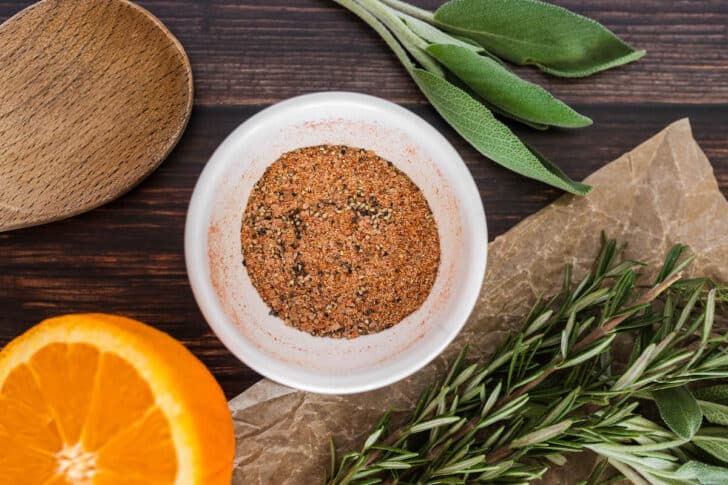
[241,145,440,338]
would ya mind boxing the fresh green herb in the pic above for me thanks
[426,44,593,128]
[333,0,645,195]
[326,236,728,484]
[432,0,645,77]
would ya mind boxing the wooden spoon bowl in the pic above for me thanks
[0,0,193,231]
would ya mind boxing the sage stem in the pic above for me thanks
[378,0,435,23]
[354,0,444,76]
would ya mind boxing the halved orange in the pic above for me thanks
[0,314,234,484]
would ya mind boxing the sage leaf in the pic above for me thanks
[433,0,645,77]
[697,400,728,427]
[426,44,592,128]
[477,96,549,130]
[452,33,487,49]
[694,434,728,464]
[410,68,590,195]
[641,471,694,485]
[677,461,728,485]
[607,458,648,485]
[695,385,728,404]
[653,386,702,440]
[400,14,510,69]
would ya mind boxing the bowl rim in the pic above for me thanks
[185,91,487,394]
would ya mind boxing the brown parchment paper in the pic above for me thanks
[228,119,728,484]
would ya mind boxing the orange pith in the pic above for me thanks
[0,314,234,485]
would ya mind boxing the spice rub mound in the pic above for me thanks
[241,145,440,338]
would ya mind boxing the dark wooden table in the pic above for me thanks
[1,0,726,399]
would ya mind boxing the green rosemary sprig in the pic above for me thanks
[333,0,645,195]
[327,236,728,484]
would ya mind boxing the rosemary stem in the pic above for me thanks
[573,273,681,354]
[378,0,435,23]
[334,456,366,485]
[487,444,514,464]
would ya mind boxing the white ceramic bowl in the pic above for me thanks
[185,92,487,394]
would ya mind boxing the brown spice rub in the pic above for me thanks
[241,145,440,338]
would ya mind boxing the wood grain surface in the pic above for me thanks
[0,0,726,399]
[0,0,192,231]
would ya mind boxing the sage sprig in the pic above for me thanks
[327,237,728,484]
[433,0,646,77]
[333,0,645,195]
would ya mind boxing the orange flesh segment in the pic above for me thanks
[43,476,72,485]
[96,408,177,481]
[0,342,177,484]
[92,472,155,485]
[81,352,155,450]
[29,343,100,444]
[0,364,63,453]
[2,363,53,423]
[0,442,57,484]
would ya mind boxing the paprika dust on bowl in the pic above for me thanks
[185,92,487,394]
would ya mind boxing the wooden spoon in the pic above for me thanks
[0,0,193,231]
